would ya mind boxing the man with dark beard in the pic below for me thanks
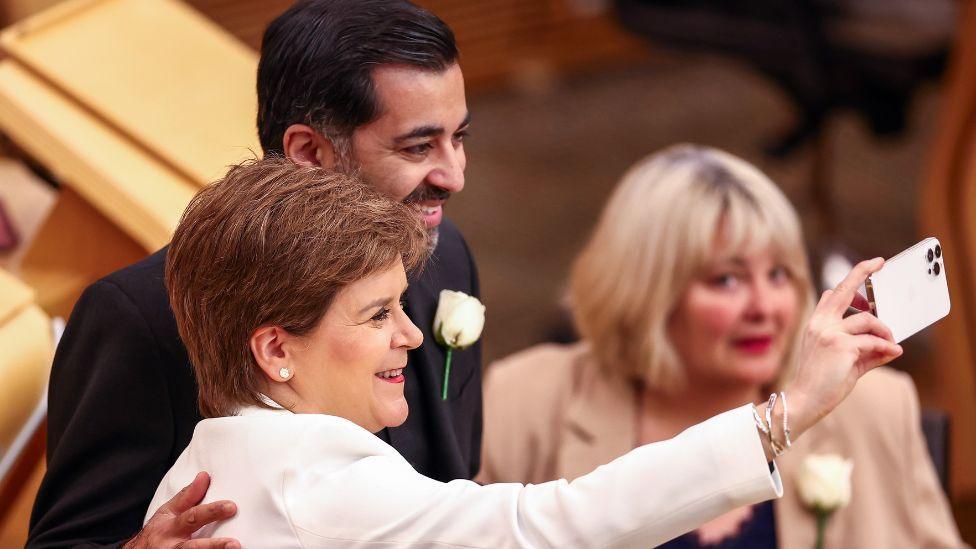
[27,2,480,547]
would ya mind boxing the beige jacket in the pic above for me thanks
[479,342,966,548]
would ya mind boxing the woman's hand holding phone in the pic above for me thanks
[769,258,903,452]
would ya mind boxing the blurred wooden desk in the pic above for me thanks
[0,269,51,544]
[0,0,259,317]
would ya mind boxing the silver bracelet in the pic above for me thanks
[765,392,777,438]
[752,403,769,435]
[780,391,792,449]
[766,393,786,457]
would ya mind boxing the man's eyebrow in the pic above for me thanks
[393,112,471,144]
[394,125,443,144]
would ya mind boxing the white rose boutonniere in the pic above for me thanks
[433,290,485,400]
[797,454,853,549]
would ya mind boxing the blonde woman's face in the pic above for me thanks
[667,245,800,390]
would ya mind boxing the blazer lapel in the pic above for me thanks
[558,357,639,481]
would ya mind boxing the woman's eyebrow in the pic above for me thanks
[358,296,394,315]
[710,256,748,268]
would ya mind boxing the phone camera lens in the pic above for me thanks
[934,262,941,275]
[935,244,942,258]
[928,249,934,262]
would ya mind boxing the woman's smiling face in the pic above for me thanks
[283,259,423,432]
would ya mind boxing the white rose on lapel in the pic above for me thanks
[434,290,485,349]
[798,454,853,549]
[797,454,853,513]
[434,290,485,401]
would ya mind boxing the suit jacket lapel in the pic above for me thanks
[383,224,481,481]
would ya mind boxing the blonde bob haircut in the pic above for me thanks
[570,144,815,394]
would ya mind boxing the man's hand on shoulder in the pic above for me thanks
[126,472,239,549]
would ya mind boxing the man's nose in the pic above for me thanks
[426,146,465,194]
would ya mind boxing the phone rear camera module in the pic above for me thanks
[934,262,941,276]
[928,248,935,262]
[935,244,942,258]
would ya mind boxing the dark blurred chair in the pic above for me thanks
[921,408,950,495]
[614,0,957,275]
[614,0,955,157]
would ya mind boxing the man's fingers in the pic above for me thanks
[159,471,211,515]
[841,312,894,342]
[177,538,241,549]
[824,258,884,316]
[177,500,237,536]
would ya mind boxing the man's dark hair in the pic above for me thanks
[257,0,459,155]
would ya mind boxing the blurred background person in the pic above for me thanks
[478,145,965,548]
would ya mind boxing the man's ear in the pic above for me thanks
[250,325,295,382]
[282,124,338,168]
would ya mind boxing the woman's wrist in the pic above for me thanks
[754,390,815,462]
[783,389,819,441]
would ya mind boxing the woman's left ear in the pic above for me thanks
[250,325,296,382]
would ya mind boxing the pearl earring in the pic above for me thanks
[279,367,292,380]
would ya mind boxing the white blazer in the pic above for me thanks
[146,404,782,548]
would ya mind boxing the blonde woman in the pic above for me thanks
[479,145,965,548]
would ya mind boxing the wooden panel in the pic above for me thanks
[0,0,261,184]
[919,0,976,499]
[417,0,647,88]
[183,0,290,48]
[0,60,195,252]
[0,456,43,546]
[0,269,33,326]
[0,0,62,26]
[20,188,147,318]
[0,304,50,450]
[184,0,646,93]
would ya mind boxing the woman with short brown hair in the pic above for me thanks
[166,157,429,421]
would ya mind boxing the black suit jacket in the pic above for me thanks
[27,218,483,548]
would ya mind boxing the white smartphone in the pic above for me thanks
[866,237,951,343]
